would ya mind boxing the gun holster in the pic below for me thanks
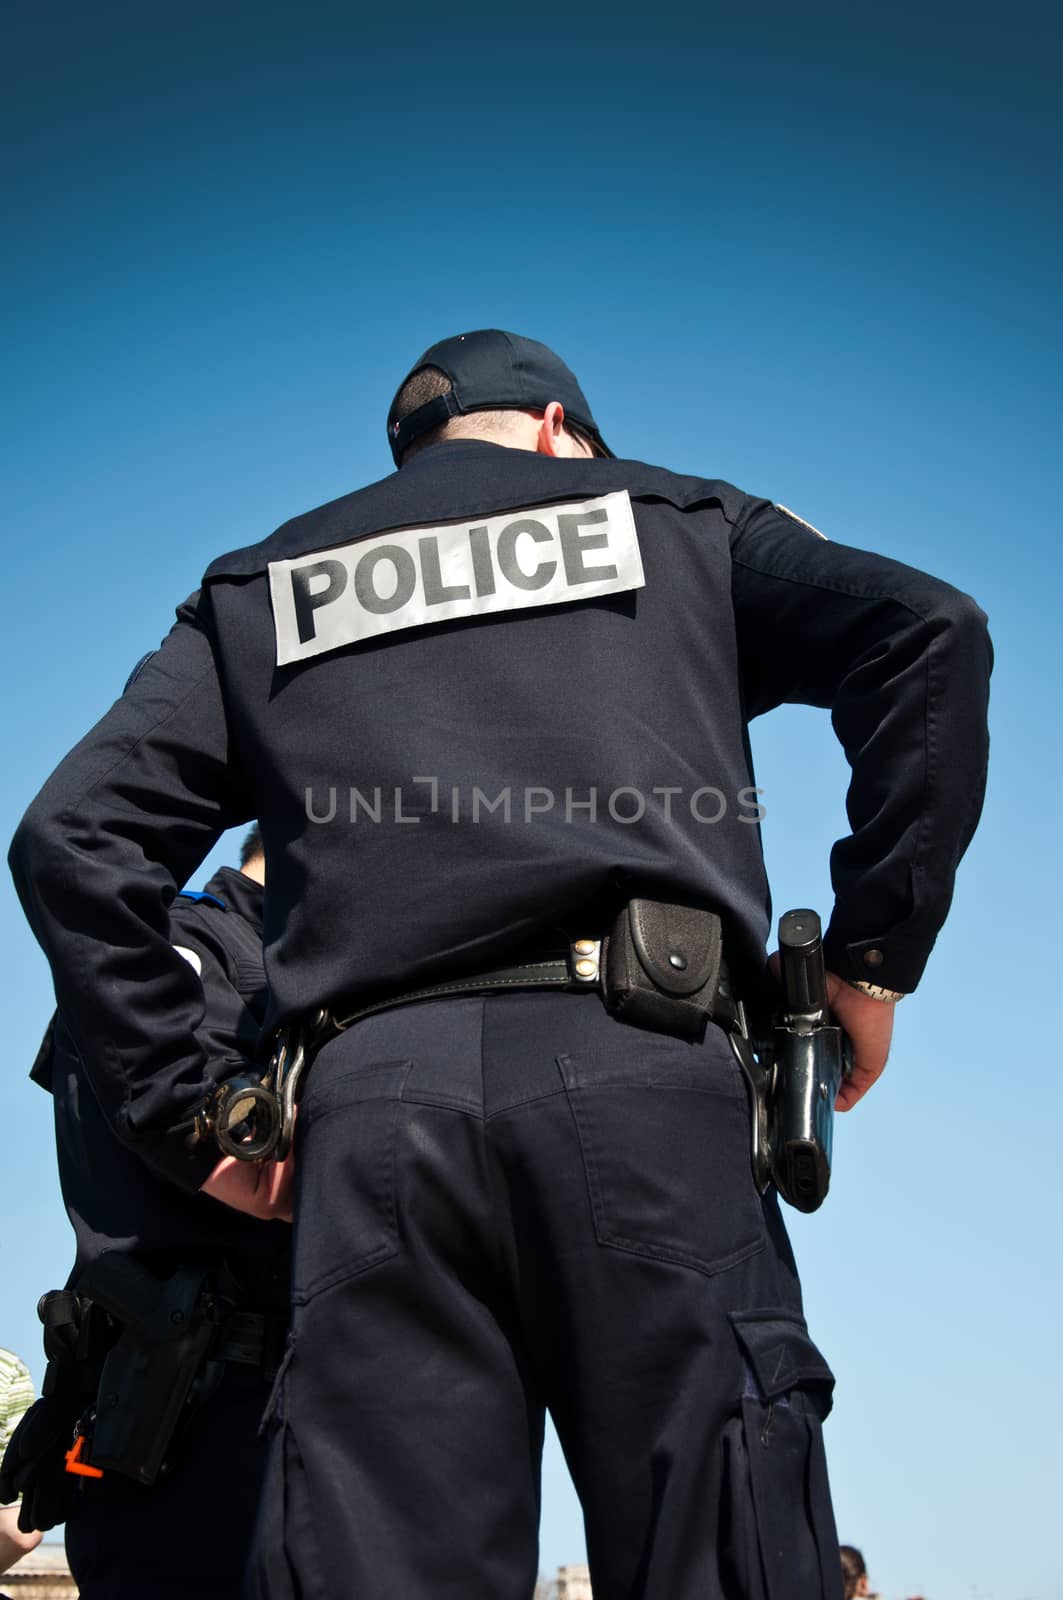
[729,909,851,1214]
[604,900,725,1039]
[770,1017,847,1211]
[0,1256,241,1530]
[79,1254,230,1485]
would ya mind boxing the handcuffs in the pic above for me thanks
[191,1009,329,1162]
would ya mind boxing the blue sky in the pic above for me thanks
[3,3,1061,1596]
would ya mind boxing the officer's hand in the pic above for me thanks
[824,973,895,1111]
[200,1153,295,1222]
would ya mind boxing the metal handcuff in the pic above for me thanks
[192,1009,329,1162]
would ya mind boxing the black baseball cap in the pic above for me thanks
[387,329,613,466]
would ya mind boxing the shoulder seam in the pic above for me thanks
[730,553,942,625]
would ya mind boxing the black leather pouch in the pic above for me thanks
[604,899,724,1039]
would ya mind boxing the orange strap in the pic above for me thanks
[64,1435,104,1479]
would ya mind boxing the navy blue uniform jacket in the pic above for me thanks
[31,868,290,1308]
[10,442,992,1191]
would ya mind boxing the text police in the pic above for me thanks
[269,491,644,662]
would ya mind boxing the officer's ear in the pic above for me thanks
[536,402,568,457]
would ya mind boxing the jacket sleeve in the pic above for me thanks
[729,501,992,994]
[168,902,268,1085]
[8,594,253,1190]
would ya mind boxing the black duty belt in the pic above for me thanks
[330,939,606,1032]
[207,902,744,1165]
[329,908,742,1039]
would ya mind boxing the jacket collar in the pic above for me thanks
[203,866,264,935]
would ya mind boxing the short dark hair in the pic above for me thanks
[839,1546,867,1599]
[240,823,263,867]
[391,363,452,425]
[389,363,600,464]
[389,365,522,462]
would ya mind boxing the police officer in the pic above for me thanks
[8,826,289,1600]
[9,331,992,1600]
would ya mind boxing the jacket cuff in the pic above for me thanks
[135,1118,224,1194]
[821,925,934,995]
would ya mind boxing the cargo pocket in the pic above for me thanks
[557,1044,765,1276]
[250,1338,326,1600]
[719,1312,842,1600]
[292,1057,412,1303]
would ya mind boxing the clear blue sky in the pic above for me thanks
[3,3,1060,1596]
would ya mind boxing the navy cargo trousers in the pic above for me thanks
[251,990,843,1600]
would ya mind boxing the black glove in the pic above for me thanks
[0,1390,83,1533]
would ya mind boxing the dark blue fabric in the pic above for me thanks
[40,869,288,1299]
[30,869,288,1596]
[250,991,842,1600]
[7,433,988,1597]
[10,440,991,1187]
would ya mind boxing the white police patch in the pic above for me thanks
[776,504,828,540]
[173,945,203,976]
[268,491,645,665]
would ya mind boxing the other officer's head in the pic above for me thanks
[239,822,265,885]
[386,329,612,467]
[839,1546,871,1599]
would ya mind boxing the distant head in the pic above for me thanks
[239,822,265,886]
[839,1546,869,1599]
[386,329,612,467]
